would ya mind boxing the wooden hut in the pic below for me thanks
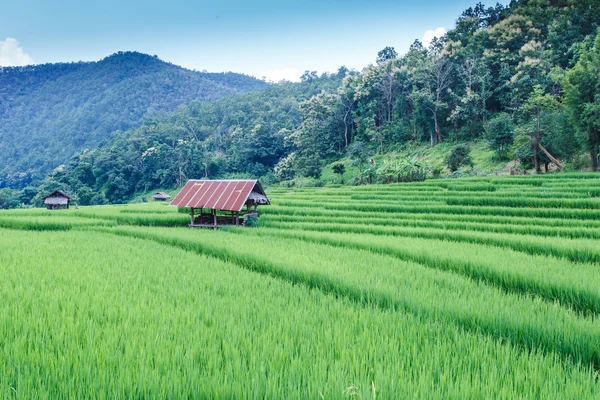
[42,190,73,210]
[151,192,171,201]
[170,179,270,228]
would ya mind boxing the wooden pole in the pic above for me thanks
[213,208,217,229]
[235,211,239,226]
[190,208,194,226]
[537,143,564,169]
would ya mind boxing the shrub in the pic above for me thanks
[376,157,428,183]
[332,163,346,184]
[485,113,514,160]
[446,145,474,172]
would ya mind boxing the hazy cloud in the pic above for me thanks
[422,27,447,48]
[0,38,33,67]
[260,68,301,83]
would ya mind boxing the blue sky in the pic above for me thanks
[0,0,508,81]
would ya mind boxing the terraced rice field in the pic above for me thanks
[2,173,600,398]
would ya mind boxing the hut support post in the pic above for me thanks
[213,209,217,230]
[190,208,195,226]
[235,211,239,226]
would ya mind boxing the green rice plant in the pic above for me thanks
[259,220,600,263]
[93,225,600,369]
[445,195,600,209]
[261,205,600,229]
[227,226,600,315]
[273,200,600,220]
[0,216,116,230]
[263,213,600,240]
[4,229,600,398]
[446,184,497,191]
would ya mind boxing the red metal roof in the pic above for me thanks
[170,180,268,211]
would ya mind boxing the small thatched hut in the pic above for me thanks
[170,179,270,228]
[151,192,171,201]
[43,190,73,210]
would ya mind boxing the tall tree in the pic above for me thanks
[563,30,600,170]
[414,52,453,145]
[376,46,398,65]
[520,85,559,173]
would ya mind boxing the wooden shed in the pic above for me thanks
[170,179,270,228]
[42,190,73,210]
[151,192,171,201]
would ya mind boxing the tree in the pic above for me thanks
[563,30,600,171]
[446,144,474,172]
[338,76,358,148]
[300,70,319,82]
[520,85,559,173]
[332,162,346,183]
[0,189,19,209]
[485,113,514,160]
[413,53,453,145]
[292,93,345,159]
[376,46,398,65]
[274,153,296,181]
[18,186,38,205]
[349,141,374,184]
[447,57,494,139]
[76,185,95,206]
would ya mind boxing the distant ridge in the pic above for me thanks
[0,51,267,188]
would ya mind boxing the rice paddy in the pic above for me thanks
[2,173,600,398]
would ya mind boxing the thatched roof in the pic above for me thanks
[44,197,69,205]
[247,191,269,205]
[43,190,73,205]
[152,192,171,199]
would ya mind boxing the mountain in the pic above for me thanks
[3,0,600,208]
[0,51,267,188]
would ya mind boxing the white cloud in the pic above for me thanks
[259,67,301,83]
[422,27,447,48]
[0,38,33,67]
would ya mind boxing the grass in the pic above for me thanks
[2,173,600,397]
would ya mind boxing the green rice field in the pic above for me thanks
[2,173,600,398]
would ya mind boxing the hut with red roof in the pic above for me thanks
[170,180,269,228]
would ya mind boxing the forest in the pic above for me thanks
[0,51,266,189]
[2,0,600,207]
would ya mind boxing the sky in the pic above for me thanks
[0,0,508,81]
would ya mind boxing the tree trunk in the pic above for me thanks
[534,112,541,173]
[591,144,599,172]
[344,123,349,148]
[434,115,443,144]
[537,143,563,169]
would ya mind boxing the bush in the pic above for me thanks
[331,163,346,183]
[0,188,19,209]
[446,145,474,172]
[485,113,514,160]
[376,157,428,183]
[244,215,260,227]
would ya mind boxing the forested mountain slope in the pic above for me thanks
[41,73,345,204]
[3,0,600,208]
[0,51,266,188]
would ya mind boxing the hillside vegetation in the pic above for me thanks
[1,174,600,397]
[2,0,600,208]
[0,51,266,188]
